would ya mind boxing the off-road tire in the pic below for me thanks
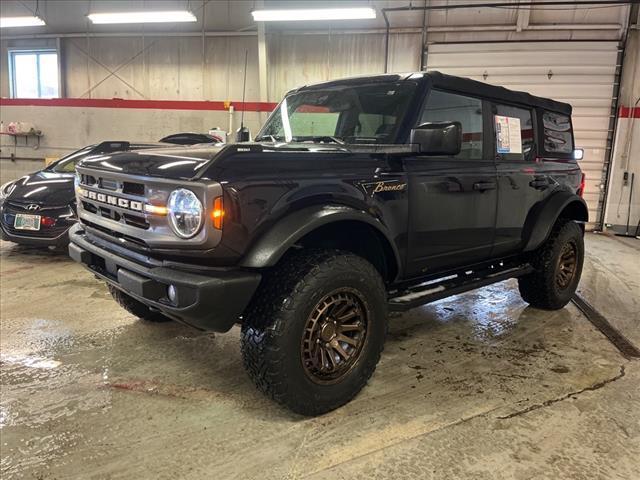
[241,249,388,416]
[108,285,171,323]
[518,219,584,310]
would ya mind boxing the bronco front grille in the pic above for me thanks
[74,165,224,250]
[78,174,148,231]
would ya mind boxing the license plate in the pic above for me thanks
[14,214,41,231]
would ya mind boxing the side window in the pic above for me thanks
[494,104,534,161]
[419,90,483,160]
[542,111,573,154]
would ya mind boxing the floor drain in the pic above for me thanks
[572,294,640,359]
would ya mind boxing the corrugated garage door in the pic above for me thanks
[426,41,620,229]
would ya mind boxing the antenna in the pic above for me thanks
[236,49,250,142]
[240,49,248,131]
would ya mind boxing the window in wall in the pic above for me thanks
[419,90,483,160]
[494,104,534,161]
[9,50,59,98]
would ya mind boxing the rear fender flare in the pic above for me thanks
[523,191,588,252]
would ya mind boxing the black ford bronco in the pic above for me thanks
[69,72,587,415]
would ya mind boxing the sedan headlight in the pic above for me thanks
[0,181,15,201]
[167,188,203,239]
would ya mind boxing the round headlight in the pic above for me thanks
[167,189,203,239]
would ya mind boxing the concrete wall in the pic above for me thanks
[0,105,262,155]
[0,33,263,172]
[268,31,421,101]
[0,159,43,185]
[604,29,640,233]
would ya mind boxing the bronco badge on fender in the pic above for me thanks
[360,180,407,196]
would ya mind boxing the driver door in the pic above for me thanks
[405,90,497,277]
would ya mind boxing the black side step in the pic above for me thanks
[388,263,534,312]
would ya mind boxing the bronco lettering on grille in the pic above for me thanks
[80,189,143,212]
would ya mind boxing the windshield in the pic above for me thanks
[48,145,96,173]
[256,81,417,144]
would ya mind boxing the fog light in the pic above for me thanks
[167,285,178,304]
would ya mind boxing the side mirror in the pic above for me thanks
[410,121,462,156]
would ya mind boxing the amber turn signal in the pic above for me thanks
[212,196,224,229]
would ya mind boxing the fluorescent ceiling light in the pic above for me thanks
[252,7,376,22]
[0,16,46,28]
[88,11,197,24]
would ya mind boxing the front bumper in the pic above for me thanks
[1,204,74,248]
[1,221,71,247]
[68,224,262,332]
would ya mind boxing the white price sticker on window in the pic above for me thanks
[495,115,522,154]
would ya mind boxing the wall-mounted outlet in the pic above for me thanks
[623,171,629,186]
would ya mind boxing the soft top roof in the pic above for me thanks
[426,71,571,116]
[295,71,571,116]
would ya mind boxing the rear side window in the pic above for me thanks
[419,90,483,160]
[494,104,534,161]
[542,111,573,154]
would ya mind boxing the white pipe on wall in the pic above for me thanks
[0,31,258,40]
[0,23,624,41]
[228,105,234,139]
[424,23,623,32]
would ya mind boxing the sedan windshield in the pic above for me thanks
[48,145,95,173]
[256,81,416,145]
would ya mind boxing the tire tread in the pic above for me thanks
[518,219,583,310]
[240,249,386,416]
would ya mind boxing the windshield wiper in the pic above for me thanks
[255,134,284,142]
[315,136,345,145]
[255,135,345,145]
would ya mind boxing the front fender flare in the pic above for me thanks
[239,205,401,272]
[523,191,588,252]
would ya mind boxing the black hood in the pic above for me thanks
[76,146,225,180]
[75,142,357,180]
[4,170,75,207]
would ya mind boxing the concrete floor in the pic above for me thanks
[0,233,638,479]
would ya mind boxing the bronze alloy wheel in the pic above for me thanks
[301,288,368,384]
[556,241,578,290]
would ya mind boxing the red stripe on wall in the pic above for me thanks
[3,99,640,119]
[5,99,636,120]
[618,106,640,119]
[0,97,278,112]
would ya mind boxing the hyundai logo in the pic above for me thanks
[26,204,40,211]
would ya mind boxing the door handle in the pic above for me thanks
[473,181,496,191]
[529,178,549,190]
[443,180,462,192]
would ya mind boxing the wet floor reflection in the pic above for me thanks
[0,239,628,479]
